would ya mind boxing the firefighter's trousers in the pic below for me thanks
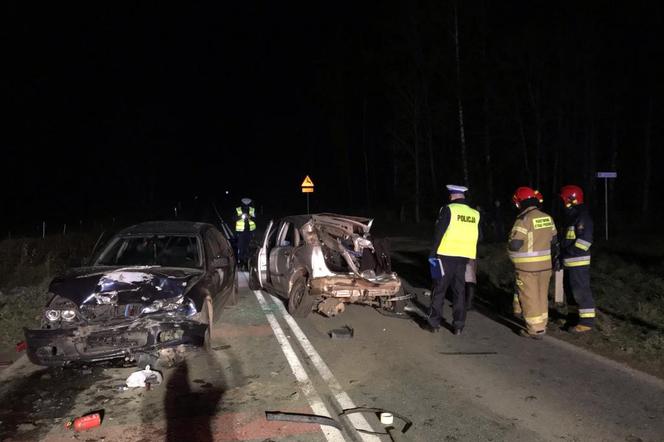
[428,256,468,330]
[515,269,551,334]
[564,265,595,327]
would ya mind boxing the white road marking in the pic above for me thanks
[254,290,346,442]
[269,295,382,442]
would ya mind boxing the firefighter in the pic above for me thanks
[235,197,256,271]
[559,185,595,333]
[509,187,559,339]
[425,184,480,335]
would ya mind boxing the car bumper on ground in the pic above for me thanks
[24,317,207,366]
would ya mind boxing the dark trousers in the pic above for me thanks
[236,231,253,267]
[428,256,468,330]
[564,265,595,327]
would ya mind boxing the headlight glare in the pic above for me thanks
[45,309,61,321]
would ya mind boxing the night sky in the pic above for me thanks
[5,2,664,236]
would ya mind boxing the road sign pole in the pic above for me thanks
[604,177,609,241]
[596,171,616,241]
[306,193,310,215]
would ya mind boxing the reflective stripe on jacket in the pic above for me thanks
[436,203,480,259]
[508,207,557,272]
[560,205,593,268]
[236,206,256,218]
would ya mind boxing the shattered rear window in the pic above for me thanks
[94,235,202,268]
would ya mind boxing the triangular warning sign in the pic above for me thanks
[301,175,314,187]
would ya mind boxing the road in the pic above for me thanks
[1,270,663,441]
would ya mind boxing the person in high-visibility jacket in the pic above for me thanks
[559,184,595,333]
[235,197,256,271]
[508,187,559,339]
[425,184,480,335]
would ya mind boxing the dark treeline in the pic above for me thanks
[309,1,664,230]
[4,2,663,236]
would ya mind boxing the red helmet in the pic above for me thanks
[512,187,544,209]
[560,185,584,207]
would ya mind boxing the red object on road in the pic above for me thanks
[65,413,102,432]
[15,341,27,352]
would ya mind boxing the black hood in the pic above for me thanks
[49,266,203,307]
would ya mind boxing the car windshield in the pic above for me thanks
[94,235,202,268]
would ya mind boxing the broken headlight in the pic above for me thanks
[44,295,78,322]
[140,296,197,317]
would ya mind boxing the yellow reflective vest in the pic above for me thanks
[235,206,256,232]
[436,203,480,259]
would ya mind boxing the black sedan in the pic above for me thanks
[24,221,236,367]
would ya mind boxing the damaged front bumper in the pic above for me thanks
[24,316,207,367]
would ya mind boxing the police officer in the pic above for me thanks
[425,184,480,335]
[509,187,559,339]
[235,197,256,271]
[559,185,595,333]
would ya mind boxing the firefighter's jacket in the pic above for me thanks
[560,205,593,268]
[508,206,558,272]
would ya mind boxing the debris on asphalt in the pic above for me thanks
[15,341,27,352]
[380,412,394,425]
[265,411,342,430]
[329,325,354,339]
[125,365,163,388]
[340,407,412,435]
[65,411,102,432]
[212,344,232,351]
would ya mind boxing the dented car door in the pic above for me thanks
[271,221,298,294]
[257,220,274,288]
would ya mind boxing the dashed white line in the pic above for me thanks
[269,294,382,442]
[253,290,346,442]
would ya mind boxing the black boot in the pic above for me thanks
[465,283,476,311]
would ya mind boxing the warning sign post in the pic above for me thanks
[301,175,314,214]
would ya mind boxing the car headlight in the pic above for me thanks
[140,296,193,316]
[45,309,61,321]
[61,310,77,321]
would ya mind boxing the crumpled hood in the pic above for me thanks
[49,266,204,307]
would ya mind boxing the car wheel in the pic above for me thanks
[287,276,313,318]
[200,298,213,351]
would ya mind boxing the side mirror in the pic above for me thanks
[212,256,230,268]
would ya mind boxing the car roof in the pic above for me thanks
[281,213,373,229]
[117,221,212,236]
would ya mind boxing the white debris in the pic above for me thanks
[126,365,163,388]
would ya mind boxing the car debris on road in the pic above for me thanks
[125,364,163,388]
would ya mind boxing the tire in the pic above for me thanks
[199,298,213,351]
[287,277,314,318]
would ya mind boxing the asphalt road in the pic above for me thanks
[1,271,663,441]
